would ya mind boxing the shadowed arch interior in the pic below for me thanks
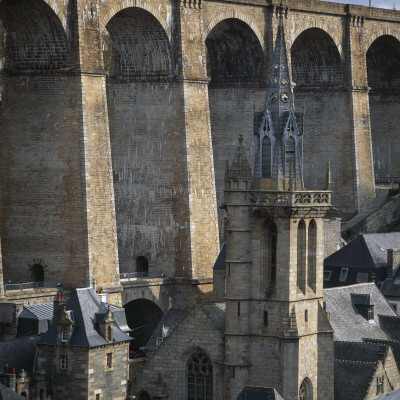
[206,18,266,85]
[367,35,400,91]
[0,0,70,71]
[291,28,343,87]
[367,35,400,181]
[105,7,172,78]
[124,299,163,351]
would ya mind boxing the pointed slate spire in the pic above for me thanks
[266,4,294,122]
[253,5,304,190]
[228,135,252,179]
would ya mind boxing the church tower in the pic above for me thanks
[223,7,334,400]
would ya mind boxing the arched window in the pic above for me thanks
[307,220,317,292]
[297,220,306,294]
[299,378,313,400]
[32,264,44,283]
[285,136,296,177]
[262,136,272,178]
[136,256,149,277]
[261,220,278,297]
[187,349,213,400]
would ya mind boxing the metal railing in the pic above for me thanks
[4,281,58,292]
[120,271,164,281]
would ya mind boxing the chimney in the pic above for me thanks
[387,249,400,278]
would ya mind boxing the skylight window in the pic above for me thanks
[339,268,348,282]
[323,271,331,281]
[356,272,369,283]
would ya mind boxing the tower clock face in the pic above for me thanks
[281,93,289,102]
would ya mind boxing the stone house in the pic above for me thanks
[36,287,131,400]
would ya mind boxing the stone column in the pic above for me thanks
[177,1,220,280]
[344,11,375,212]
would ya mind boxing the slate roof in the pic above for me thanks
[236,387,284,400]
[213,243,226,270]
[18,303,53,320]
[38,287,131,347]
[203,303,225,332]
[381,265,400,298]
[147,308,189,348]
[324,283,396,342]
[0,384,26,400]
[0,336,39,376]
[227,136,252,179]
[334,359,377,400]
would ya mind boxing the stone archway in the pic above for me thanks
[367,35,400,182]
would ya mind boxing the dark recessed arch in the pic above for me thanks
[205,18,266,85]
[124,298,163,351]
[367,35,400,91]
[0,0,70,71]
[105,7,172,78]
[291,28,343,87]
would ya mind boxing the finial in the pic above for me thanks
[289,162,295,191]
[326,161,332,191]
[278,1,284,17]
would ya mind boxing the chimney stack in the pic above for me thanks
[387,248,400,278]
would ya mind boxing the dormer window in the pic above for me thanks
[368,306,374,321]
[339,268,348,282]
[61,327,68,343]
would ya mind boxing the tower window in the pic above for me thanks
[106,353,113,368]
[135,256,148,277]
[262,136,272,178]
[108,325,112,341]
[60,355,68,370]
[285,136,296,177]
[305,310,308,322]
[238,302,240,317]
[263,311,268,326]
[377,376,384,394]
[31,263,44,283]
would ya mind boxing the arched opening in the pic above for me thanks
[297,220,306,294]
[40,389,45,400]
[291,29,348,207]
[124,299,163,354]
[136,256,149,276]
[261,219,278,298]
[137,391,151,400]
[105,8,183,278]
[31,264,44,283]
[262,136,272,178]
[299,377,313,400]
[187,349,213,400]
[367,35,400,182]
[307,220,317,292]
[21,392,27,398]
[206,18,266,240]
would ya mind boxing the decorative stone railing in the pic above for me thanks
[248,190,331,207]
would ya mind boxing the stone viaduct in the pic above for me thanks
[0,0,399,342]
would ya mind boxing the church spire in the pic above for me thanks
[253,5,304,190]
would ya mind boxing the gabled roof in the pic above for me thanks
[0,336,39,376]
[18,303,53,321]
[325,233,400,269]
[236,386,284,400]
[324,283,396,342]
[203,303,225,332]
[227,135,252,179]
[374,387,400,400]
[0,384,27,400]
[38,287,131,347]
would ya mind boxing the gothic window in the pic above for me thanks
[187,350,213,400]
[106,353,113,368]
[299,378,313,400]
[262,220,278,297]
[262,136,272,178]
[285,136,296,177]
[307,220,317,292]
[297,220,306,294]
[377,376,384,394]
